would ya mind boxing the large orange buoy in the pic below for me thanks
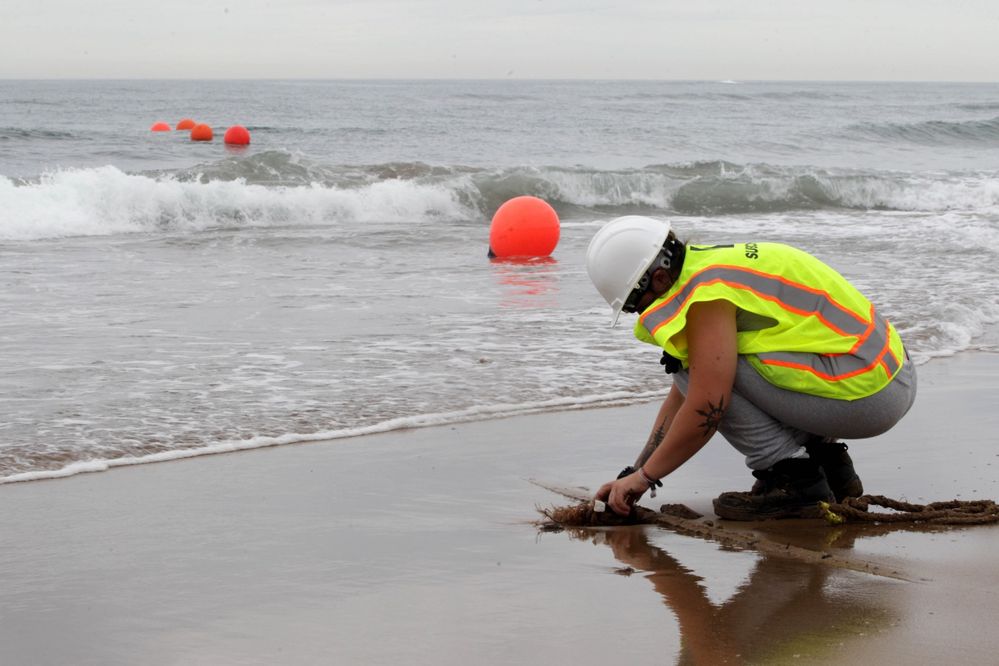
[150,121,171,131]
[223,125,251,145]
[176,118,196,130]
[488,196,560,258]
[190,123,213,142]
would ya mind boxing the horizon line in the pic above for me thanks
[2,77,998,85]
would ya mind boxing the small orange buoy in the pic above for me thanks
[223,125,251,145]
[176,118,196,130]
[190,123,213,142]
[488,196,560,258]
[150,121,171,132]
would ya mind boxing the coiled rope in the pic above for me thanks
[820,495,999,525]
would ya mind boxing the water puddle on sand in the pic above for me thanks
[551,522,907,663]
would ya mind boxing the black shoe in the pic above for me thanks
[713,458,835,520]
[805,439,863,502]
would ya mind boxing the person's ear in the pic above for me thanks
[649,267,673,295]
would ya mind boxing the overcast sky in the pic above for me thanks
[2,0,998,80]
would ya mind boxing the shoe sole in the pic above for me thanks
[712,495,827,521]
[832,476,864,503]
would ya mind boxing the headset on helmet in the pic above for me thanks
[585,216,681,326]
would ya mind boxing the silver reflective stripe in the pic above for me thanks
[641,266,869,337]
[756,314,900,381]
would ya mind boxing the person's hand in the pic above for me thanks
[595,472,649,516]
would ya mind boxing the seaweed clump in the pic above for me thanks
[537,502,641,531]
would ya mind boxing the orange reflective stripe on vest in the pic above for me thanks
[754,305,901,381]
[641,264,869,338]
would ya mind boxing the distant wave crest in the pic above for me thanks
[0,127,78,141]
[846,116,999,145]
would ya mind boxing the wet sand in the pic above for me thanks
[1,352,997,665]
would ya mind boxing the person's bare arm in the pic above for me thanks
[639,299,737,480]
[632,383,684,469]
[598,300,738,515]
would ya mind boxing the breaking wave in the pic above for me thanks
[3,154,998,240]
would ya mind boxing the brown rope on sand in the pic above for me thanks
[531,480,922,580]
[535,498,913,581]
[820,495,999,525]
[532,481,998,581]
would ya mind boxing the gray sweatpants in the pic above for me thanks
[672,357,918,470]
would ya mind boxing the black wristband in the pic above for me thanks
[617,465,636,479]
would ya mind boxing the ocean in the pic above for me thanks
[2,79,998,483]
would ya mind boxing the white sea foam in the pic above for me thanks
[827,172,999,213]
[0,390,663,485]
[0,167,474,241]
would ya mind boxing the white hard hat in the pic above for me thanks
[585,215,671,326]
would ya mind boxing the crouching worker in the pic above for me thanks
[586,216,917,520]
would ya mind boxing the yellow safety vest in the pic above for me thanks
[634,242,906,400]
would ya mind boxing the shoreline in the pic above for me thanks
[1,352,997,664]
[3,347,977,487]
[0,390,664,486]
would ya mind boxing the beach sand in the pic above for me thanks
[2,352,997,665]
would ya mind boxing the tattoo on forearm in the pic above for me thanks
[635,420,668,467]
[696,397,726,437]
[648,422,666,449]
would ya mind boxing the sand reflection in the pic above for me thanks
[572,525,899,664]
